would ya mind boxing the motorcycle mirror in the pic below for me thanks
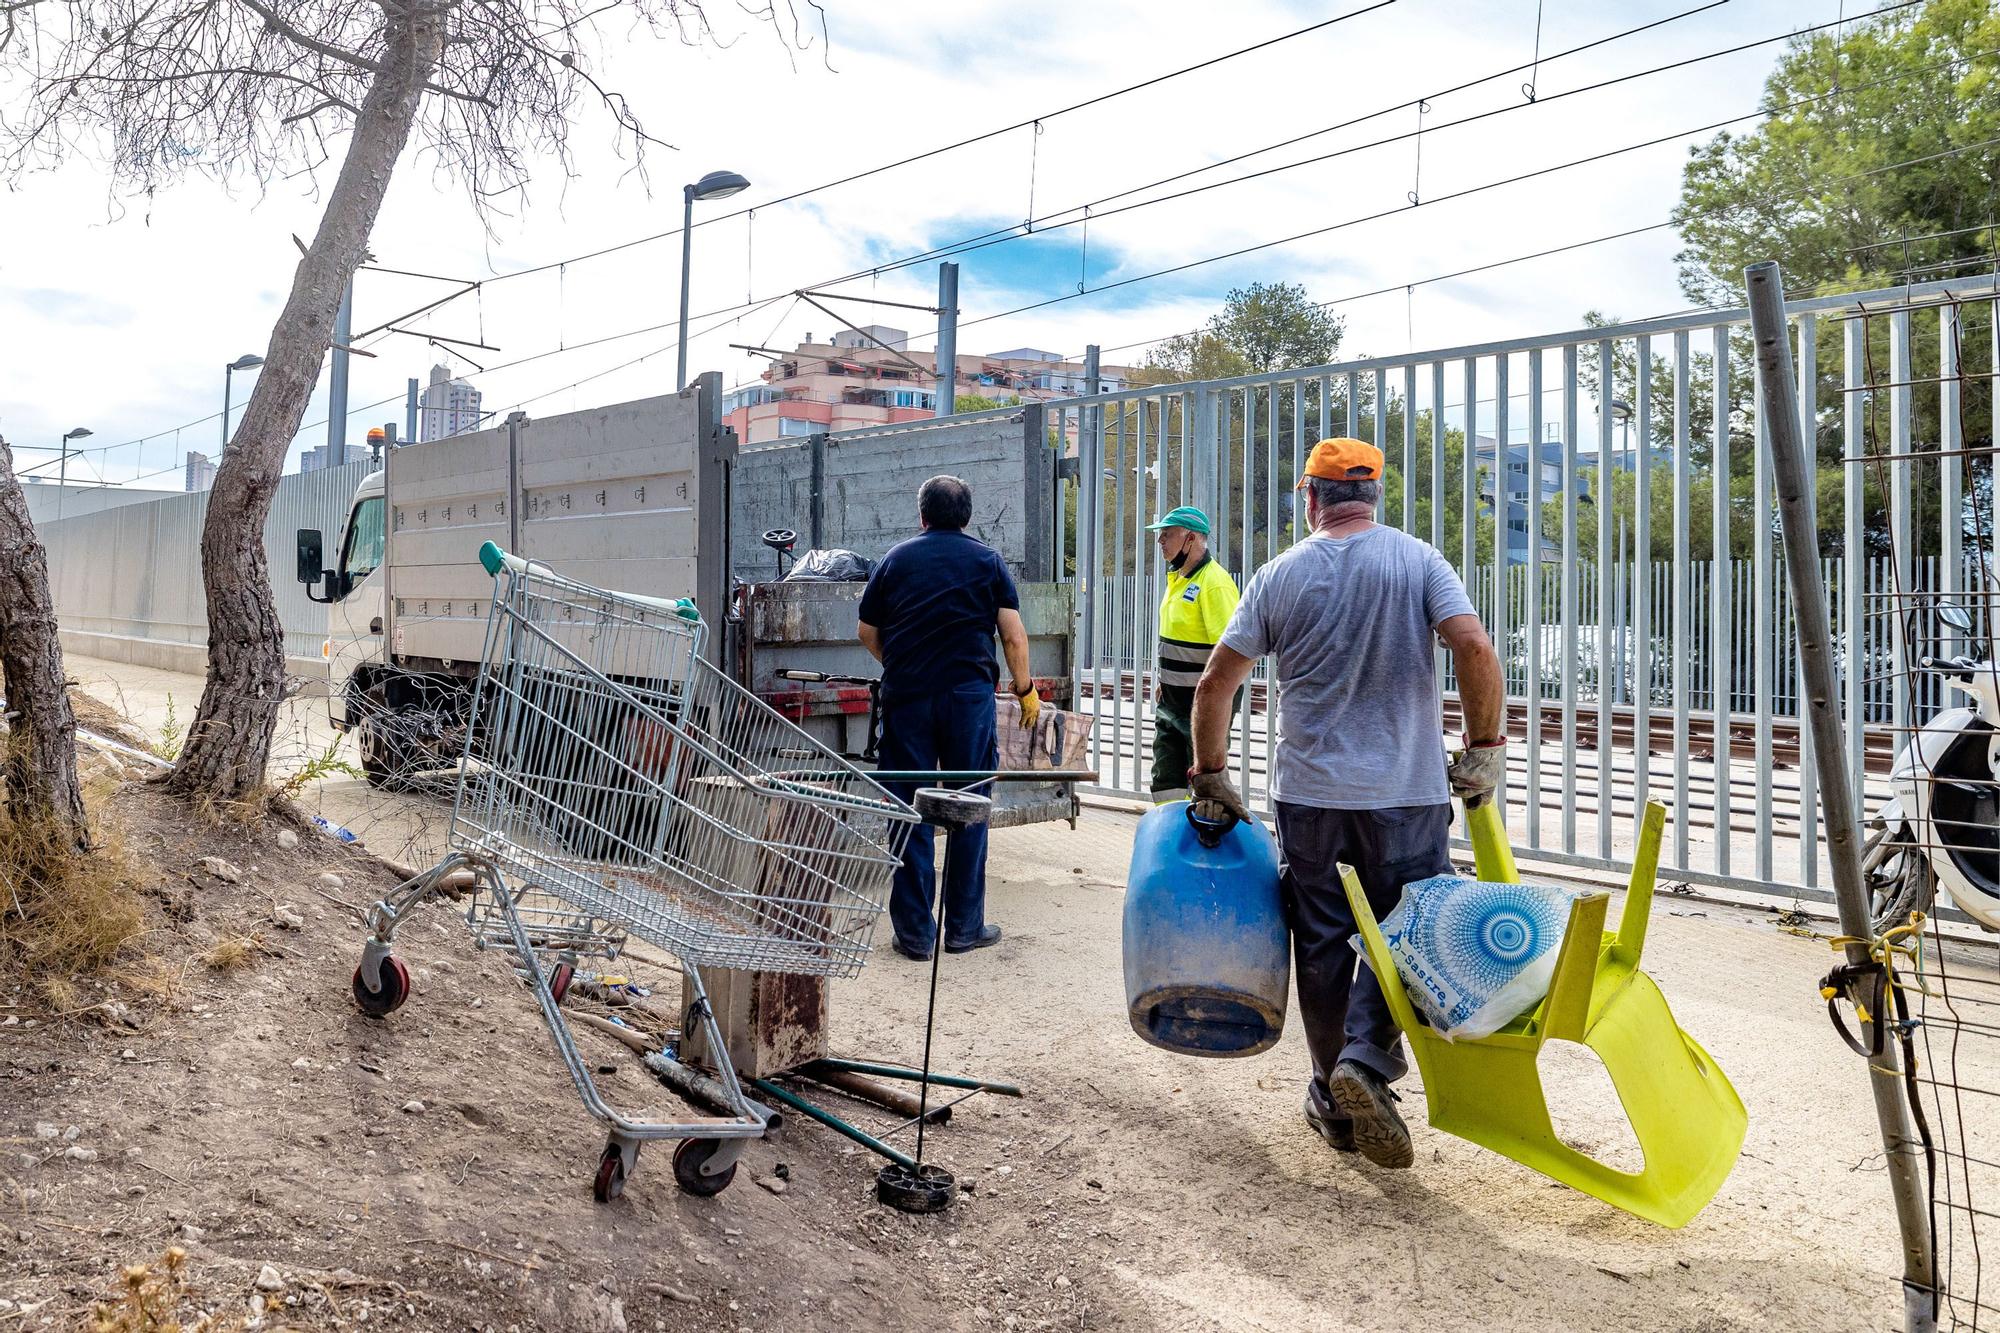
[1938,603,1974,633]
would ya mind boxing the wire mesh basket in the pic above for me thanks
[449,546,918,978]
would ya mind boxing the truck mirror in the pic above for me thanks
[296,529,324,585]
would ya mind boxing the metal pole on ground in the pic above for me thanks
[1745,260,1936,1333]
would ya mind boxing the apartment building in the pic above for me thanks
[722,326,1131,445]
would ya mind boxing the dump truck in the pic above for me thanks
[296,379,1084,824]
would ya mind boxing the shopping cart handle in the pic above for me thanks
[477,540,701,622]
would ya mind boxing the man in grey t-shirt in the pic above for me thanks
[1187,437,1504,1170]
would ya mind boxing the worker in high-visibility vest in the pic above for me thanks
[1144,506,1240,802]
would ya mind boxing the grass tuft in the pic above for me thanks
[0,814,145,1008]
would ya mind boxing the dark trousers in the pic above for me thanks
[878,683,999,953]
[1274,801,1453,1095]
[1149,682,1242,801]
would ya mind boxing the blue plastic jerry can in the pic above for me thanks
[1123,801,1289,1057]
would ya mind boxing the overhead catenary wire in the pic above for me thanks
[38,3,1968,483]
[462,8,1987,391]
[476,0,1399,286]
[27,0,1770,469]
[54,82,1998,491]
[323,0,1743,362]
[1086,124,2000,363]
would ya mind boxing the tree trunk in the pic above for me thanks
[166,4,445,801]
[0,434,89,849]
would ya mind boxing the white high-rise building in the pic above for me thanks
[420,363,483,441]
[184,451,217,492]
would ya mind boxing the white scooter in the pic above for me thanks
[1865,604,2000,933]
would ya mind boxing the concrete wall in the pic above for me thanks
[40,400,1053,671]
[730,406,1051,579]
[42,460,371,670]
[24,481,184,527]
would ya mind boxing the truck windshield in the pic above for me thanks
[341,497,386,580]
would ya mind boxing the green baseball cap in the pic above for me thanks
[1145,505,1210,535]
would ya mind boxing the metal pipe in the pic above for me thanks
[1745,259,1936,1333]
[805,1057,1023,1097]
[934,262,959,417]
[746,1077,916,1170]
[795,1065,950,1124]
[327,275,353,466]
[1672,329,1692,867]
[676,185,696,391]
[642,1052,781,1129]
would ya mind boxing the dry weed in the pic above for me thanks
[202,934,260,972]
[0,814,144,1007]
[88,1246,244,1333]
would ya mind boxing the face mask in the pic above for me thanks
[1167,540,1190,572]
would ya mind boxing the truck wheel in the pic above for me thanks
[359,719,415,791]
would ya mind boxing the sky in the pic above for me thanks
[0,0,1861,489]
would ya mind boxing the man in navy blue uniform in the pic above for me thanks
[859,475,1037,961]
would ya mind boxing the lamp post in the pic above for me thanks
[56,426,93,521]
[1611,398,1634,705]
[677,169,751,391]
[223,354,265,457]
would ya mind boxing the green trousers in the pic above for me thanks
[1150,682,1240,802]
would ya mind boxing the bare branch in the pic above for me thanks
[233,0,378,73]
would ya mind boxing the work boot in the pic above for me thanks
[944,924,1002,954]
[1303,1092,1356,1153]
[891,938,933,962]
[1326,1060,1413,1169]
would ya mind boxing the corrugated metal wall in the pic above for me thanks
[41,461,372,661]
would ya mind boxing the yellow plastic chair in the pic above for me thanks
[1341,799,1746,1228]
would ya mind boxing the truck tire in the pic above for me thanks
[359,715,416,790]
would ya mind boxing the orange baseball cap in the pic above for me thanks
[1295,437,1384,487]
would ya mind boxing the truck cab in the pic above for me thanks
[300,468,448,784]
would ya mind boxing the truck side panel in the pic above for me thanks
[388,394,702,668]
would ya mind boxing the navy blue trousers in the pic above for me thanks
[877,683,998,953]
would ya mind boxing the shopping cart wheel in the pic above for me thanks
[549,962,575,1005]
[593,1141,629,1202]
[671,1138,737,1198]
[351,956,411,1018]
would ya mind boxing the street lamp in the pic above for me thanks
[223,353,265,456]
[677,169,751,391]
[56,426,92,521]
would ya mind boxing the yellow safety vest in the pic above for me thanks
[1156,554,1241,690]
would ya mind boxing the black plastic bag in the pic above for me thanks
[783,548,874,582]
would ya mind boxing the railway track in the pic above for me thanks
[1080,672,1898,774]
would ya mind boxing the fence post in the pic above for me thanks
[1747,260,1937,1333]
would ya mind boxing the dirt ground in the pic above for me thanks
[6,657,1983,1330]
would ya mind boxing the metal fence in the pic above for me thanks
[1092,553,1979,726]
[1055,272,2000,907]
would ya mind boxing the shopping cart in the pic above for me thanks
[352,541,920,1200]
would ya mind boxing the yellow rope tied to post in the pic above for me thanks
[1819,912,1929,1075]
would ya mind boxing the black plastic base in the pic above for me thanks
[876,1162,956,1213]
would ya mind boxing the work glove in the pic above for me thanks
[1447,736,1508,810]
[1188,767,1252,827]
[1010,681,1041,731]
